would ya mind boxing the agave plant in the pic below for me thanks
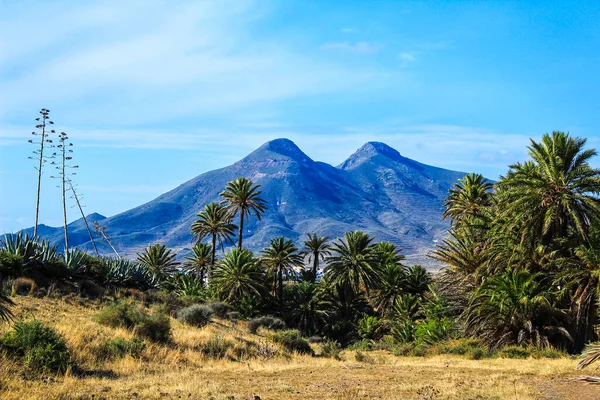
[1,232,41,265]
[172,274,205,298]
[63,248,88,274]
[103,258,155,288]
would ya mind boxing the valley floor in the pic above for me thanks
[0,296,597,400]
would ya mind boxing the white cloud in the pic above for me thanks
[0,1,385,124]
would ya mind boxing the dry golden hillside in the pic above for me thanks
[0,295,596,400]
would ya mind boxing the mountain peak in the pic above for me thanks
[339,142,404,170]
[358,142,402,159]
[246,138,313,163]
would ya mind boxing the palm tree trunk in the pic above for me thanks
[278,265,284,312]
[238,213,244,249]
[311,252,318,283]
[211,234,217,274]
[573,277,598,352]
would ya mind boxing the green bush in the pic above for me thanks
[531,347,567,359]
[177,304,213,327]
[207,302,230,319]
[1,320,72,374]
[320,339,341,359]
[0,251,24,274]
[499,346,530,359]
[134,314,171,343]
[200,334,232,359]
[414,317,453,345]
[95,301,171,343]
[247,316,286,334]
[97,337,146,360]
[469,346,486,360]
[269,330,313,355]
[358,315,383,340]
[95,300,146,329]
[436,339,481,355]
[348,339,374,351]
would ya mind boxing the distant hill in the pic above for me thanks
[16,139,470,269]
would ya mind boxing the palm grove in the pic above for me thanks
[2,131,600,357]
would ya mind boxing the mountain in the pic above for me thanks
[16,139,469,268]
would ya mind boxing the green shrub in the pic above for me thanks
[177,304,213,327]
[348,339,373,351]
[437,339,481,356]
[95,300,146,329]
[95,301,171,343]
[531,347,567,359]
[200,334,232,359]
[207,302,230,319]
[358,315,383,340]
[0,251,24,274]
[269,330,313,355]
[499,346,530,359]
[320,339,341,360]
[247,316,286,334]
[469,346,486,360]
[97,337,146,360]
[414,317,453,345]
[134,314,171,343]
[1,320,72,374]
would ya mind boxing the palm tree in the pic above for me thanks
[303,234,331,283]
[212,248,266,304]
[191,202,237,268]
[403,265,432,297]
[220,177,267,249]
[286,282,328,335]
[465,268,571,349]
[184,242,212,284]
[261,237,303,310]
[496,132,600,246]
[555,222,600,352]
[371,263,407,316]
[136,244,179,284]
[324,231,380,302]
[374,241,405,268]
[443,173,493,225]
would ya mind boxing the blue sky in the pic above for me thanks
[1,0,600,232]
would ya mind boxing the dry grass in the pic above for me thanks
[0,296,588,400]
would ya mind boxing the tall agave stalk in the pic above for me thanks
[93,221,121,259]
[51,132,78,253]
[68,180,99,257]
[27,108,55,236]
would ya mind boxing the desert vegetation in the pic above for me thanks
[2,131,600,398]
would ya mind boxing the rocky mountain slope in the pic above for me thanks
[19,139,469,268]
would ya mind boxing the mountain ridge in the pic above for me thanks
[15,138,470,269]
